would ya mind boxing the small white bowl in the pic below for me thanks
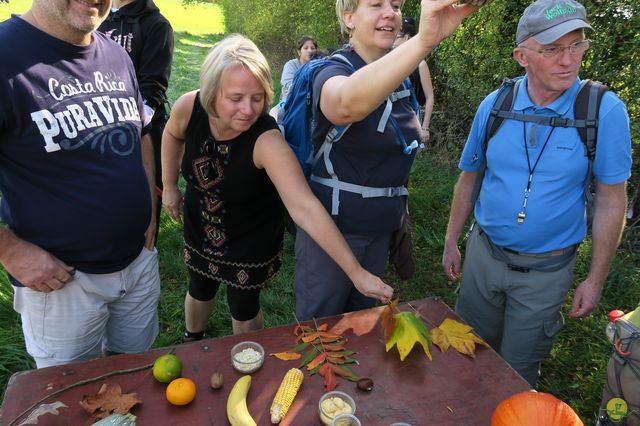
[332,413,362,426]
[230,341,264,374]
[318,390,356,426]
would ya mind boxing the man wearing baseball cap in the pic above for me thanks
[442,0,631,386]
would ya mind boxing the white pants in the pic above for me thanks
[14,247,161,368]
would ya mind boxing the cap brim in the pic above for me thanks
[533,19,593,44]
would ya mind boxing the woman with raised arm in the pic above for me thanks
[294,0,478,321]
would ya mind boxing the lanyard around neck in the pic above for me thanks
[517,118,556,225]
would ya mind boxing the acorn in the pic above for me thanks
[356,377,374,392]
[210,372,224,390]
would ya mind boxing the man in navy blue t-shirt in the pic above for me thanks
[0,0,161,368]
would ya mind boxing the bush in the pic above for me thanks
[218,0,343,80]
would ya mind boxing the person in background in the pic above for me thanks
[162,35,392,341]
[393,16,434,145]
[442,0,631,387]
[99,0,174,240]
[281,35,318,100]
[0,0,160,367]
[294,0,478,321]
[269,35,318,120]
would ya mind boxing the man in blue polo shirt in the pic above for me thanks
[442,0,631,387]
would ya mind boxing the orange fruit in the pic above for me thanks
[153,354,182,383]
[166,377,197,406]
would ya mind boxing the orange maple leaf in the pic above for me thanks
[329,305,386,336]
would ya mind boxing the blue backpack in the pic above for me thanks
[280,53,354,178]
[280,51,421,180]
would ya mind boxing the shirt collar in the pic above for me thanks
[513,75,582,115]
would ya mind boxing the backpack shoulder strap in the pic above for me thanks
[574,79,608,161]
[484,78,520,153]
[468,78,521,211]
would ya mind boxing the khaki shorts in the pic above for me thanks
[14,246,161,368]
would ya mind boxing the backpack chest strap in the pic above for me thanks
[377,86,412,133]
[492,110,598,129]
[310,175,409,215]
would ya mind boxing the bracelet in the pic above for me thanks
[421,127,430,132]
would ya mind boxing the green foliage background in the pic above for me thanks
[219,0,639,166]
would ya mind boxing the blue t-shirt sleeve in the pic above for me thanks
[311,61,353,125]
[458,90,500,171]
[592,91,632,185]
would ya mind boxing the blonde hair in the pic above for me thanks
[335,0,405,37]
[199,34,274,116]
[335,0,359,38]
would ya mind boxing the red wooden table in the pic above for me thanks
[0,298,530,425]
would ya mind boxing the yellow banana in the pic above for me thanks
[227,375,257,426]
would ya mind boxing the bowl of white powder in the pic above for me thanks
[230,341,265,374]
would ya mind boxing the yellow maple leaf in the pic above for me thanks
[385,311,432,361]
[429,318,489,358]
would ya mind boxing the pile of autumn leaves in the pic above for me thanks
[272,299,489,391]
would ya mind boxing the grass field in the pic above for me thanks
[1,2,640,424]
[0,0,224,34]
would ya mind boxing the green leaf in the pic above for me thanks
[299,347,319,368]
[291,342,310,353]
[385,311,432,361]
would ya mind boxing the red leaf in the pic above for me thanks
[330,364,360,381]
[327,357,346,365]
[381,298,399,342]
[317,323,329,332]
[318,331,341,339]
[326,352,347,358]
[306,352,327,370]
[319,363,337,391]
[322,343,346,352]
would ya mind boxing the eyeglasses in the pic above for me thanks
[519,39,591,59]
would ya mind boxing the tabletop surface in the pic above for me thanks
[0,297,531,426]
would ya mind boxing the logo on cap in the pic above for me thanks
[545,3,577,21]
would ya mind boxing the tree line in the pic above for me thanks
[217,0,638,171]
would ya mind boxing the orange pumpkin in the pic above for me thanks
[491,391,584,426]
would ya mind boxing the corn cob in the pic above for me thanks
[270,368,304,424]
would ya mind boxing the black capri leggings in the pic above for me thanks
[187,270,261,321]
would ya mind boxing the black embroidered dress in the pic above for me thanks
[181,93,284,289]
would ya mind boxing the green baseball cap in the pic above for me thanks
[516,0,593,45]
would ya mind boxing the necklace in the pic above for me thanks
[517,119,556,225]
